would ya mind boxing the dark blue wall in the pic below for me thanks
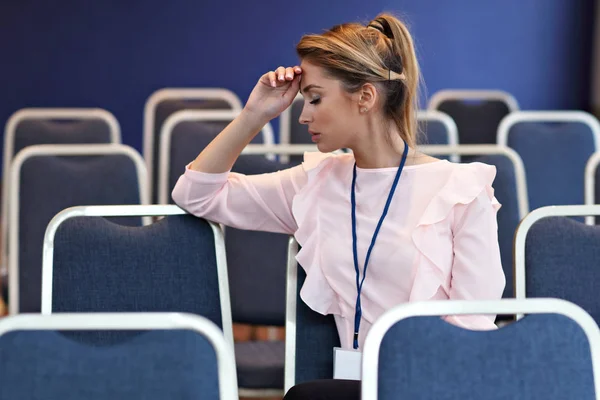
[0,0,594,151]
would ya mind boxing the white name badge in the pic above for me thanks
[333,347,362,380]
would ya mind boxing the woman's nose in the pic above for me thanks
[298,107,311,125]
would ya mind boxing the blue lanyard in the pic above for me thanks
[351,141,408,349]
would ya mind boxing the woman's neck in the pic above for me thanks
[350,125,409,169]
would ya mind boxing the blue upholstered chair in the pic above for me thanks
[515,205,600,324]
[0,312,237,400]
[158,109,275,204]
[428,89,519,145]
[8,144,148,314]
[498,111,600,211]
[143,88,244,202]
[1,108,121,278]
[362,299,600,400]
[40,204,233,347]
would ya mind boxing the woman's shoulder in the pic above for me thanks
[415,159,500,225]
[301,151,353,176]
[408,156,496,184]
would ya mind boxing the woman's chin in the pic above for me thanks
[316,141,335,153]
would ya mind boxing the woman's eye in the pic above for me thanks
[309,97,321,105]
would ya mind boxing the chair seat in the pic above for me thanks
[234,340,284,389]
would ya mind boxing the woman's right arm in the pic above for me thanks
[172,65,307,234]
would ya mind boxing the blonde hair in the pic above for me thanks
[296,13,421,148]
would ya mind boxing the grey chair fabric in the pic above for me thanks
[13,119,113,157]
[51,215,223,344]
[376,313,595,399]
[18,153,143,313]
[506,121,595,211]
[5,118,115,217]
[436,99,512,144]
[525,216,600,323]
[235,340,285,389]
[0,329,219,399]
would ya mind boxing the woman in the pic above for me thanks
[172,13,505,400]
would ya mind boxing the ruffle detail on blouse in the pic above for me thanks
[409,162,501,302]
[291,152,342,316]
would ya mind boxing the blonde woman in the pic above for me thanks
[173,13,505,399]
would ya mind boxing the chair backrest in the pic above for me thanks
[284,238,340,393]
[41,204,233,348]
[416,110,459,162]
[158,109,275,204]
[1,108,121,273]
[498,111,600,210]
[420,145,528,299]
[362,298,600,400]
[428,89,518,145]
[0,312,237,400]
[144,88,243,202]
[8,144,148,314]
[416,110,458,145]
[514,205,600,324]
[584,152,600,217]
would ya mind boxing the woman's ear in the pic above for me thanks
[357,83,377,113]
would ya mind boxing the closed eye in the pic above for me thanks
[309,97,321,105]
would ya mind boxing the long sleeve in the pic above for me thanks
[171,164,308,234]
[444,190,506,329]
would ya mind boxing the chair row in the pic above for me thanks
[4,97,600,303]
[5,114,600,312]
[5,88,596,209]
[4,134,599,315]
[29,203,600,398]
[0,298,596,399]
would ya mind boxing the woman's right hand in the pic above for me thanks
[243,66,302,122]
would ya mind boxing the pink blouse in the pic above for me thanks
[172,152,506,349]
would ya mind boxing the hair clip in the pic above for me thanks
[367,18,394,40]
[388,70,406,81]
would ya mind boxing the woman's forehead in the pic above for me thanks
[299,61,336,90]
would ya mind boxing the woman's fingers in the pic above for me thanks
[275,66,286,82]
[267,71,277,87]
[284,67,295,80]
[266,66,303,88]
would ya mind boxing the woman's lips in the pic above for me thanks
[309,130,321,142]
